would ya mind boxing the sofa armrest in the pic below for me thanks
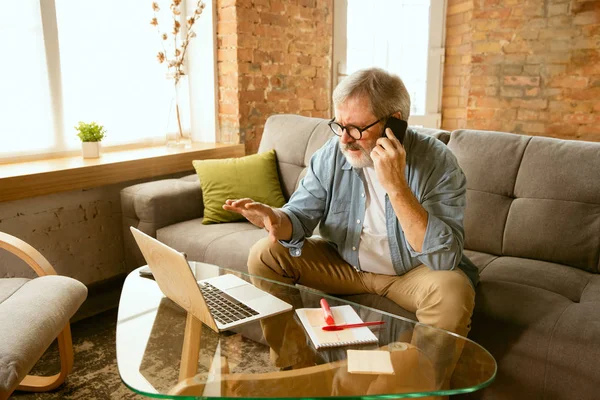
[120,174,203,268]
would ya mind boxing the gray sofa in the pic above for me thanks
[121,114,600,400]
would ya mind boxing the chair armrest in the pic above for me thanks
[0,232,57,276]
[120,174,204,269]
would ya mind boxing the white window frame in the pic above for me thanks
[332,0,446,128]
[40,0,65,153]
[185,0,219,143]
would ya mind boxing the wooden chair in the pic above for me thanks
[0,232,88,400]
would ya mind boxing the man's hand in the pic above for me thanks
[223,198,289,242]
[371,128,428,252]
[370,127,408,195]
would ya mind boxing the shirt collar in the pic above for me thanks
[341,157,352,170]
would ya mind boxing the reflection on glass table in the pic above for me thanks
[117,262,496,399]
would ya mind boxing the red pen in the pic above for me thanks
[320,298,335,325]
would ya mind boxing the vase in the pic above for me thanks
[165,74,192,148]
[81,142,100,158]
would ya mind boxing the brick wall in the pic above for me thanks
[217,0,333,154]
[443,0,473,131]
[442,0,600,141]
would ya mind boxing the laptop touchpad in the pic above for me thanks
[227,284,265,302]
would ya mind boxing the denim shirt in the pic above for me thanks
[279,128,479,287]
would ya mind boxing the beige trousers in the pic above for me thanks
[248,237,475,337]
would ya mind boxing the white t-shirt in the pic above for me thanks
[358,167,396,275]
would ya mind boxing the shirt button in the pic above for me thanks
[361,193,365,197]
[356,219,361,224]
[352,246,356,251]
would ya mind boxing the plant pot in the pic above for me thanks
[81,142,101,158]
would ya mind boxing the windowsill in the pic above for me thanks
[0,142,245,202]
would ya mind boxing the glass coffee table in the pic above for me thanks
[117,262,496,398]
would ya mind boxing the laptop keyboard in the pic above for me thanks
[199,282,259,325]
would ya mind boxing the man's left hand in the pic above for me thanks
[370,127,407,194]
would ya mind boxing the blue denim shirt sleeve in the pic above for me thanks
[405,167,467,270]
[277,141,333,252]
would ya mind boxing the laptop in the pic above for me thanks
[130,227,292,333]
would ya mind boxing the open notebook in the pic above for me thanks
[295,305,378,349]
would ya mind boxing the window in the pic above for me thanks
[0,0,216,161]
[333,0,446,128]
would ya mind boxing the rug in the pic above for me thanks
[11,308,144,399]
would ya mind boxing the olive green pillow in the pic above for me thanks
[192,149,286,224]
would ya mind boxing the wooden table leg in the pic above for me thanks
[179,312,202,382]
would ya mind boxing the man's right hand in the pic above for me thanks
[223,198,290,242]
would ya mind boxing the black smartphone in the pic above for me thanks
[382,116,407,144]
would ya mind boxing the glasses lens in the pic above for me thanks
[329,122,362,139]
[330,122,343,136]
[347,127,361,140]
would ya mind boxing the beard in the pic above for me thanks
[340,141,376,168]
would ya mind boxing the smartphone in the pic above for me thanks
[382,116,407,144]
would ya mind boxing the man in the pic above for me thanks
[224,67,478,341]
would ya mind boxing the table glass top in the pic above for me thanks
[117,262,496,399]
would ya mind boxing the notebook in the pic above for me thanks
[130,227,292,333]
[347,350,394,375]
[295,305,378,349]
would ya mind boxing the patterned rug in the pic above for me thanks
[11,308,145,399]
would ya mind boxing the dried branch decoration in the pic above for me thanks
[151,0,205,85]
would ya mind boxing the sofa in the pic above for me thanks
[121,114,600,400]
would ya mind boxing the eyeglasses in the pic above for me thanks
[328,118,381,140]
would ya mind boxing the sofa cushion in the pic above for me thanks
[259,114,333,199]
[411,127,450,144]
[157,219,266,274]
[544,298,600,399]
[449,130,600,273]
[479,256,592,303]
[448,129,530,197]
[515,136,600,204]
[463,250,498,273]
[192,149,286,224]
[503,198,600,272]
[469,279,572,398]
[463,191,512,255]
[448,130,529,256]
[508,136,600,272]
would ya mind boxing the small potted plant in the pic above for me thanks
[75,121,106,158]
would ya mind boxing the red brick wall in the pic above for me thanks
[442,0,600,141]
[443,0,473,131]
[216,0,333,154]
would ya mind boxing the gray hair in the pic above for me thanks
[332,68,411,121]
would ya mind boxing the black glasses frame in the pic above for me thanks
[327,118,381,140]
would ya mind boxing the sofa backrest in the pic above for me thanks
[259,114,452,199]
[258,114,333,199]
[448,130,600,273]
